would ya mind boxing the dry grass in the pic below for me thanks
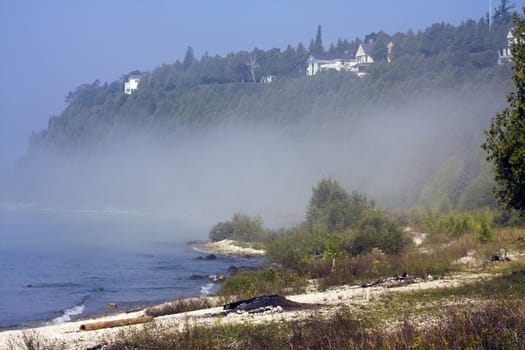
[145,296,224,317]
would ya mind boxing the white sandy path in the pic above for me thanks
[0,271,493,350]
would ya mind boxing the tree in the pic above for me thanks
[309,25,324,56]
[493,0,515,25]
[306,178,372,233]
[482,9,525,212]
[209,212,266,242]
[246,51,259,83]
[182,46,196,70]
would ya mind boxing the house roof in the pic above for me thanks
[360,42,374,55]
[308,53,355,62]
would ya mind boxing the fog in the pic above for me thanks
[1,84,507,238]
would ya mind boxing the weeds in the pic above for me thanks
[7,331,65,350]
[218,268,306,299]
[146,296,221,317]
[108,299,525,350]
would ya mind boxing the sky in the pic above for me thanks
[1,0,523,169]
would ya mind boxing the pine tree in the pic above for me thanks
[309,25,324,56]
[182,46,196,70]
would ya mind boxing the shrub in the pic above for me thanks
[306,178,373,233]
[218,268,306,299]
[209,212,268,242]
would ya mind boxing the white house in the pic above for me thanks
[124,75,142,94]
[306,41,385,77]
[498,30,514,65]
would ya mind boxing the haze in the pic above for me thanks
[2,83,506,230]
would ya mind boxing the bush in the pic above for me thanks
[412,208,496,237]
[306,178,373,233]
[209,212,268,242]
[218,268,306,299]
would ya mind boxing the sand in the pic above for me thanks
[0,270,493,350]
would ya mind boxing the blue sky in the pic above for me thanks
[1,0,523,168]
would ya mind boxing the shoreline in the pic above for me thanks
[0,240,264,339]
[0,271,494,349]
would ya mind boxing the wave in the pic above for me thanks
[50,304,85,325]
[200,282,214,296]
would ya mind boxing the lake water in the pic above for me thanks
[0,208,264,329]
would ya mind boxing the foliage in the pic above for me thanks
[209,212,268,242]
[217,269,306,299]
[266,177,407,278]
[411,208,496,237]
[483,9,525,213]
[306,178,372,233]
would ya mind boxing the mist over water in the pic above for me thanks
[0,209,264,326]
[1,84,506,230]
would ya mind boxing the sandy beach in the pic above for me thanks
[0,269,493,350]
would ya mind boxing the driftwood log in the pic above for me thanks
[80,315,153,331]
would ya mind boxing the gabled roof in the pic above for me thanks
[360,42,374,55]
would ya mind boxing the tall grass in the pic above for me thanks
[107,299,525,349]
[218,268,307,299]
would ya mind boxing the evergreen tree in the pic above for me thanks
[494,0,515,25]
[309,25,324,56]
[183,46,196,70]
[482,9,525,212]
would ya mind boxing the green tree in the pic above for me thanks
[209,212,266,242]
[182,46,196,70]
[306,178,372,233]
[482,10,525,212]
[309,25,324,56]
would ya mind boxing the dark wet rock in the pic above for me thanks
[189,274,210,280]
[195,254,217,260]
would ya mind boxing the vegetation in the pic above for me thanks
[103,299,525,350]
[217,269,306,299]
[483,10,525,213]
[267,178,406,265]
[208,212,270,242]
[28,7,512,154]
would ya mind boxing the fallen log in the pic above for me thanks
[80,315,154,331]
